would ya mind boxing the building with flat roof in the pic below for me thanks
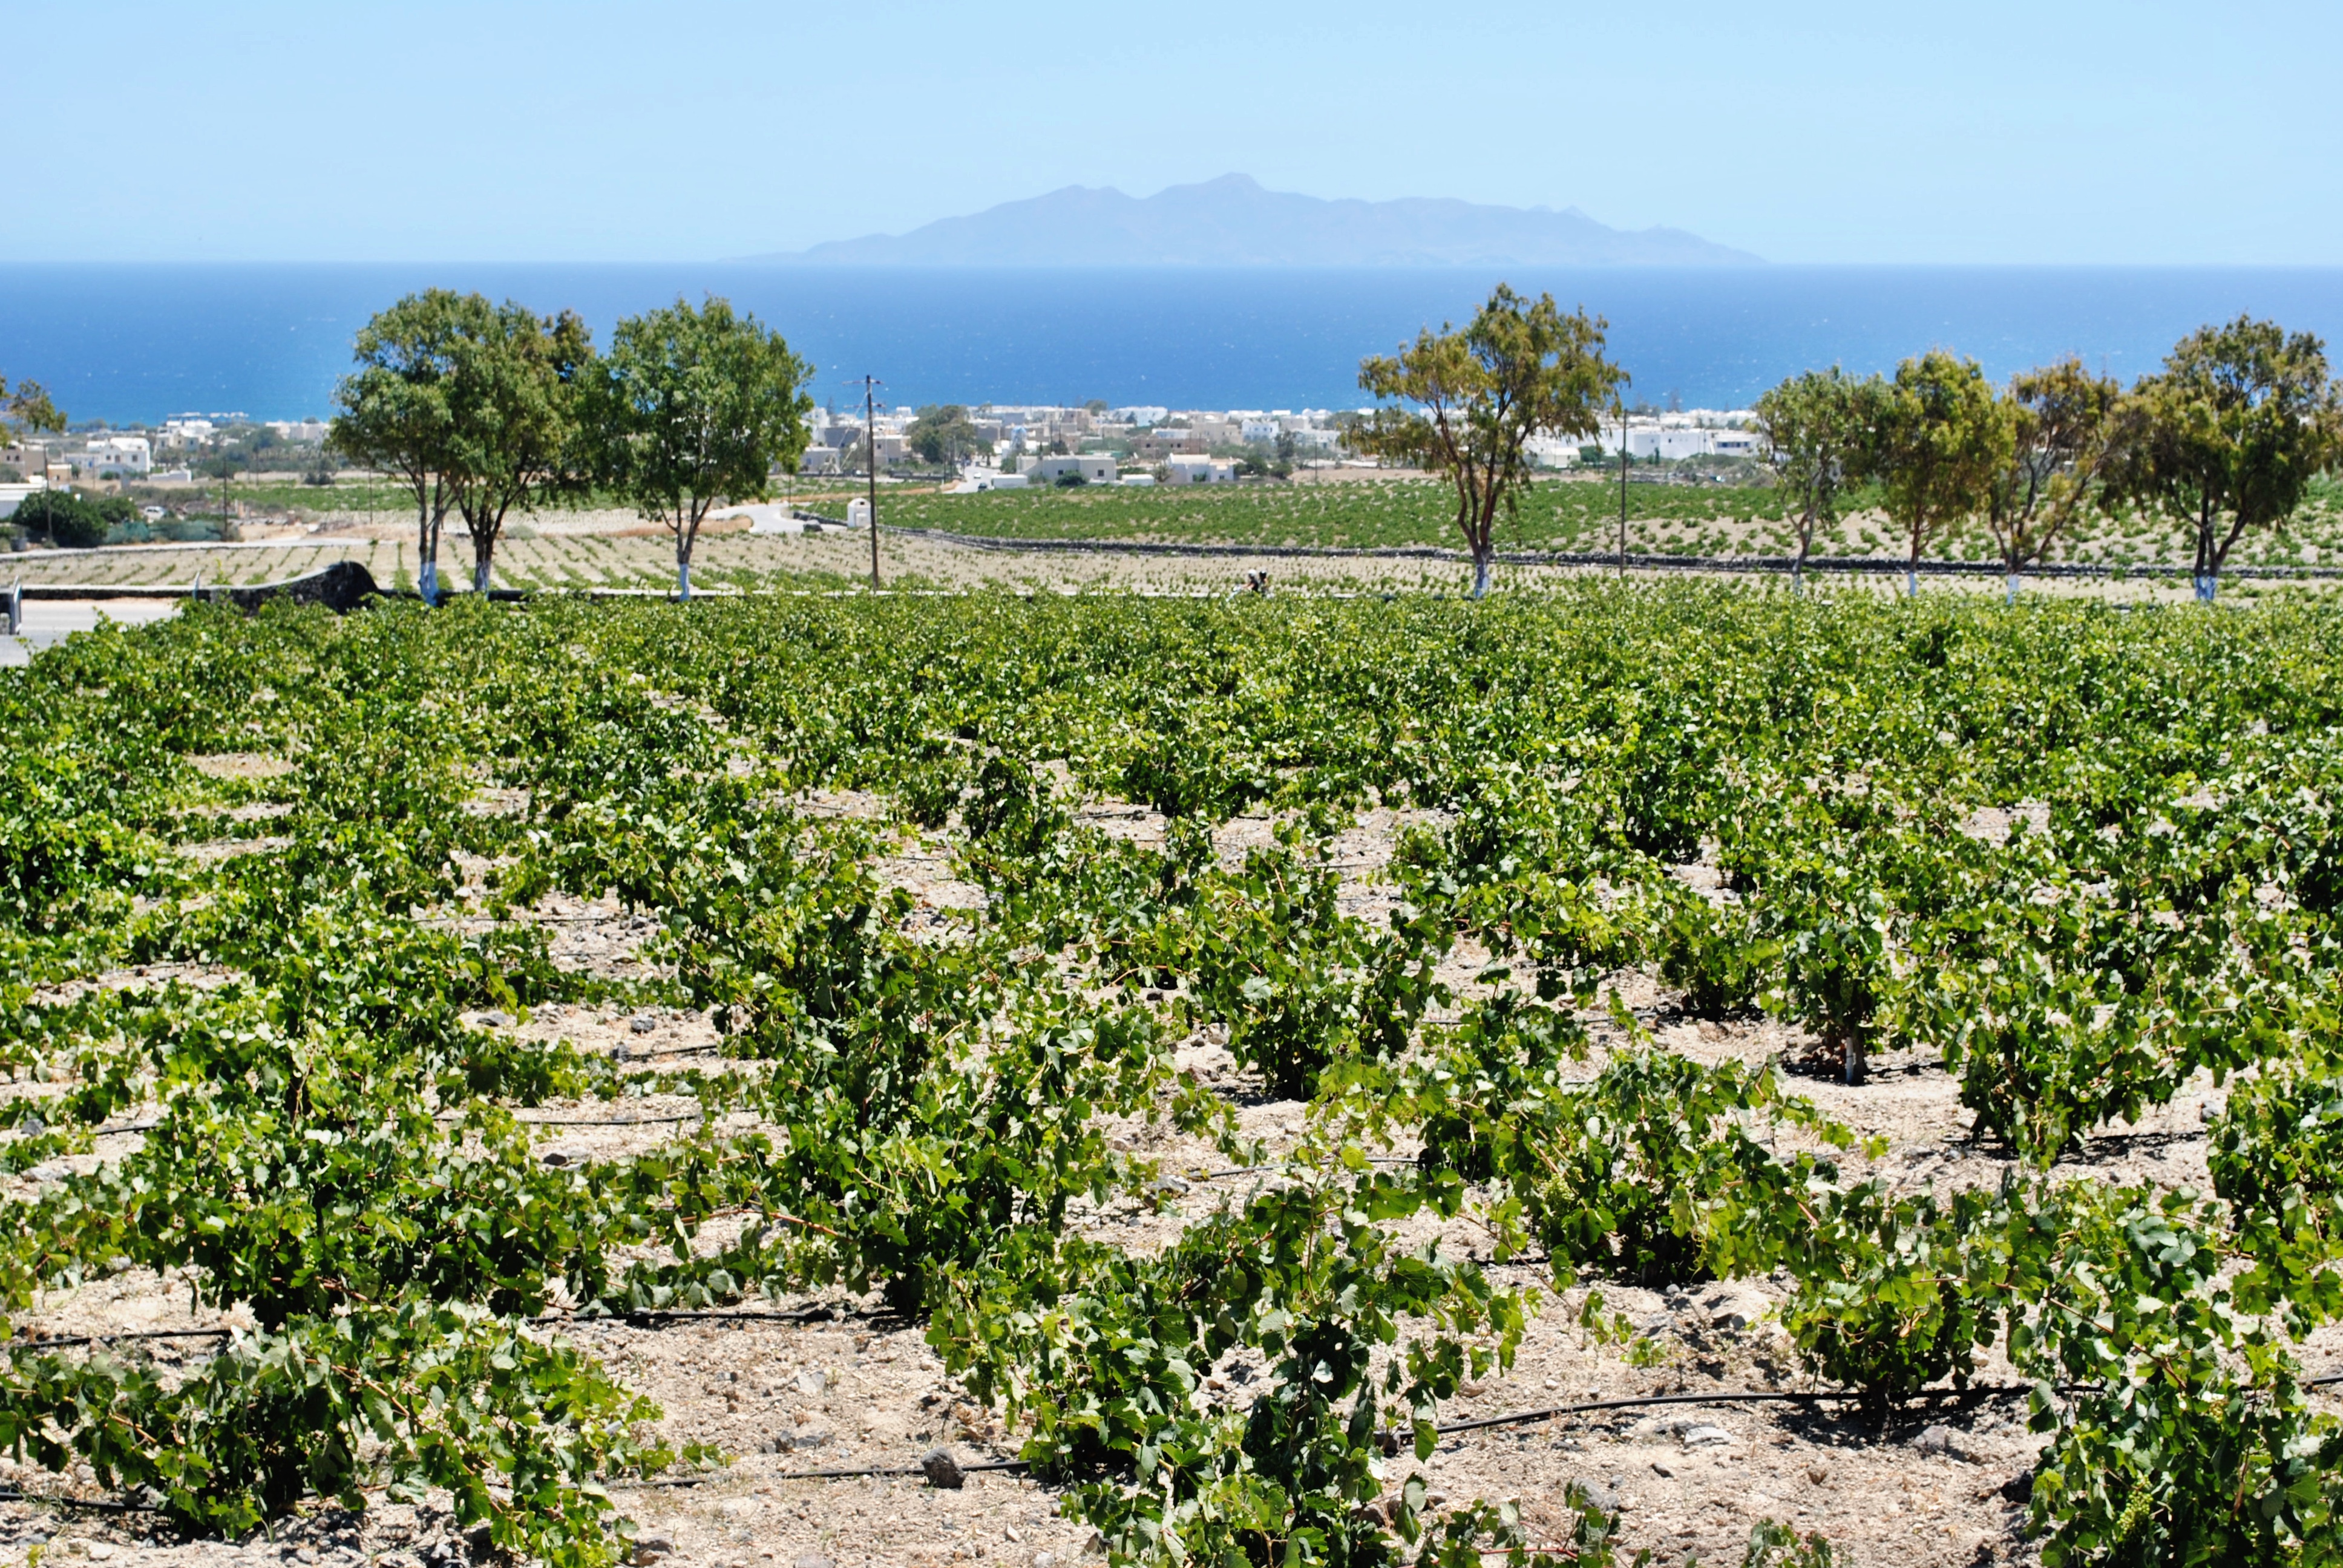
[1167,456,1237,485]
[78,436,152,477]
[1027,454,1118,485]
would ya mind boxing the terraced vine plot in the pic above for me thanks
[5,586,2343,1568]
[881,480,1790,555]
[878,474,2343,569]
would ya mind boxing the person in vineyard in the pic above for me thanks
[1353,283,1625,599]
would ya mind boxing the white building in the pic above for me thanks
[1524,434,1583,469]
[1027,454,1118,485]
[1112,406,1168,426]
[1239,419,1284,445]
[159,418,215,449]
[1167,456,1237,485]
[796,446,841,475]
[1591,420,1768,460]
[948,471,1031,493]
[266,419,330,444]
[78,436,152,477]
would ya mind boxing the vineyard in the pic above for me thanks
[5,584,2343,1568]
[875,477,2343,572]
[36,470,2343,599]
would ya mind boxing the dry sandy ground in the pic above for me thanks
[6,779,2335,1568]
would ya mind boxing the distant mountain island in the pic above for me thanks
[751,174,1759,267]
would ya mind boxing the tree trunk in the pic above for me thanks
[2006,571,2019,605]
[677,555,692,601]
[1471,550,1491,599]
[416,497,436,607]
[474,549,493,595]
[2195,509,2217,603]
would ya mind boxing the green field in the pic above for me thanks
[878,473,2343,568]
[78,469,2343,577]
[884,476,1791,554]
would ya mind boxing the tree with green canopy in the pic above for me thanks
[1,375,64,441]
[588,296,812,600]
[1981,358,2123,602]
[1754,366,1886,591]
[1872,350,2008,597]
[906,404,981,468]
[1353,284,1625,598]
[441,303,595,593]
[329,291,466,604]
[11,489,104,549]
[2110,316,2343,601]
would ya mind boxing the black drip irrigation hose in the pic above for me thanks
[0,1488,157,1513]
[2,1304,885,1357]
[1175,1156,1417,1183]
[7,1372,2339,1515]
[749,1371,2343,1485]
[8,1326,235,1349]
[553,1305,883,1329]
[511,1112,705,1128]
[619,1458,1031,1488]
[1435,1385,2007,1436]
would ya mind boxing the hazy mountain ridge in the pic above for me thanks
[752,174,1760,267]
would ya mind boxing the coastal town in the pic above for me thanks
[3,402,1767,541]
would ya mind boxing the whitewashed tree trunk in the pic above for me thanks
[1471,553,1491,599]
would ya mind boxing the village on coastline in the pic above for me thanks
[3,401,1764,526]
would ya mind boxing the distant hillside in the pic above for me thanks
[751,174,1759,267]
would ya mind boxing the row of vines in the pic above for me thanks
[5,584,2343,1566]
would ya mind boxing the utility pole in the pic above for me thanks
[858,375,883,590]
[1617,404,1628,578]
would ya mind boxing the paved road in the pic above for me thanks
[2,599,180,666]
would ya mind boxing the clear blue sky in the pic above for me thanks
[11,0,2337,265]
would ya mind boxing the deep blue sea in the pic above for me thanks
[5,264,2343,425]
